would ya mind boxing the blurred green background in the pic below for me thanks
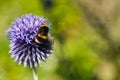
[1,0,120,80]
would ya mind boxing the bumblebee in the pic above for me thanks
[35,24,49,44]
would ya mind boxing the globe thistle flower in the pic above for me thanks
[7,14,53,68]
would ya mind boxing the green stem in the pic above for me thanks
[32,67,38,80]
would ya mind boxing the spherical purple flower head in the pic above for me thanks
[7,14,53,68]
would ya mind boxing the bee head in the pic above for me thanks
[37,24,49,39]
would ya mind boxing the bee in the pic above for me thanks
[35,24,49,44]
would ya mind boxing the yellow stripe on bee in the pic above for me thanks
[41,24,48,27]
[38,34,47,39]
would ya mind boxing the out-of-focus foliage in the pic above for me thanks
[0,0,120,80]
